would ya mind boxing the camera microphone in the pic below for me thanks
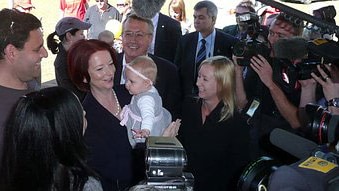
[273,37,307,60]
[270,128,319,159]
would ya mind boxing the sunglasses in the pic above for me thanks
[117,3,128,7]
[95,0,104,2]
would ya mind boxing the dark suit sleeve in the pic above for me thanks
[215,29,239,59]
[162,61,182,120]
[155,14,182,63]
[174,35,184,68]
[170,19,182,61]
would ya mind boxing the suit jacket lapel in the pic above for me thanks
[190,32,199,64]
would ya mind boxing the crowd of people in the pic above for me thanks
[1,0,339,190]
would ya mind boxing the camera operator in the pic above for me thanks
[222,0,268,41]
[234,13,304,161]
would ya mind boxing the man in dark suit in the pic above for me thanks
[174,0,238,99]
[114,13,181,120]
[149,12,182,63]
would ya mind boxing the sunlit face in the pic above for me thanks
[124,67,150,95]
[116,1,129,13]
[122,19,153,61]
[268,20,296,46]
[193,8,215,35]
[12,28,48,83]
[87,50,116,91]
[170,6,182,21]
[196,64,218,100]
[69,30,86,44]
[96,0,108,10]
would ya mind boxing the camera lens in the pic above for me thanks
[233,41,247,57]
[238,156,282,191]
[310,108,332,144]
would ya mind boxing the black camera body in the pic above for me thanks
[232,11,270,66]
[297,39,339,80]
[296,58,324,80]
[236,12,261,38]
[233,39,270,66]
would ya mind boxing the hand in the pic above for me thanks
[328,63,339,83]
[299,78,316,89]
[299,78,317,107]
[232,55,244,75]
[311,65,339,101]
[132,129,150,139]
[250,54,274,88]
[162,119,181,137]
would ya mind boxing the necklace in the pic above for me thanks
[112,90,121,116]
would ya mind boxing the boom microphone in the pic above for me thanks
[270,128,318,159]
[273,37,307,60]
[132,0,166,19]
[257,0,339,35]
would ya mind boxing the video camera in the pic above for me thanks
[233,39,270,66]
[297,39,339,80]
[237,103,339,191]
[236,12,261,38]
[272,37,339,80]
[132,136,194,191]
[232,11,270,66]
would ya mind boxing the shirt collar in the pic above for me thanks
[198,29,216,43]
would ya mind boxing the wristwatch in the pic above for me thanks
[327,98,339,107]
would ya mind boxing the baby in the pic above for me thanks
[120,56,172,147]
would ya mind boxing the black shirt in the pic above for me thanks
[178,98,251,191]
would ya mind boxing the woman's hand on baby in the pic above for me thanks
[162,119,181,137]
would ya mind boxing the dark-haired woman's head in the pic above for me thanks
[0,87,95,191]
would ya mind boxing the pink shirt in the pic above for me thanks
[60,0,87,20]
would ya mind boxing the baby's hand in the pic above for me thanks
[140,129,150,138]
[132,129,150,139]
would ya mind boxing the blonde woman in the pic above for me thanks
[178,56,251,191]
[168,0,192,35]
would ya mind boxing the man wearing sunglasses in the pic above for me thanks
[84,0,121,39]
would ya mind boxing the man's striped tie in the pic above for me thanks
[196,39,206,65]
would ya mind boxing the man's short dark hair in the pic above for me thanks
[0,9,42,59]
[236,0,256,13]
[194,0,218,19]
[273,13,304,36]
